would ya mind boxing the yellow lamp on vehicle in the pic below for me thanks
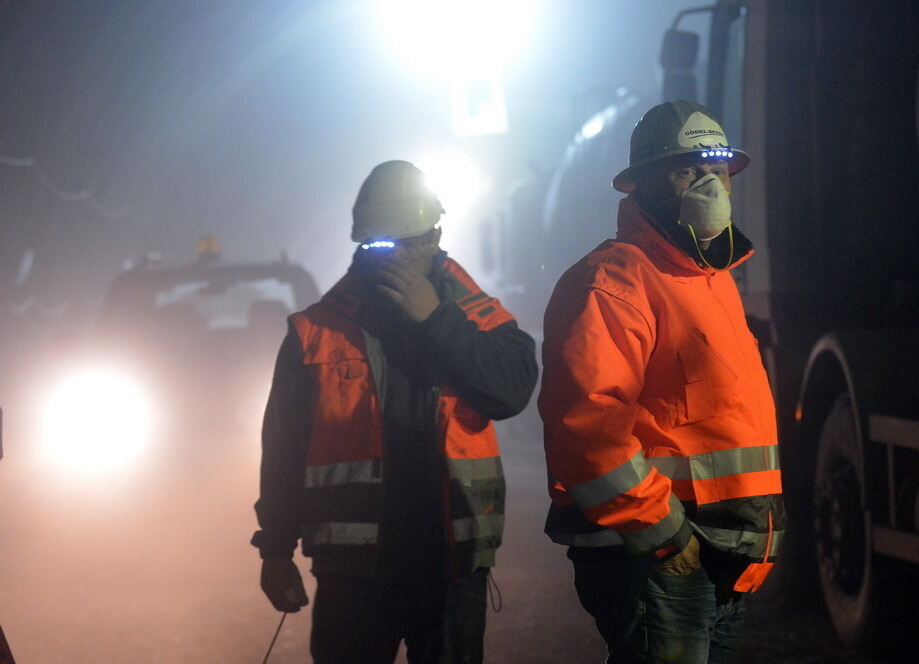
[38,366,153,473]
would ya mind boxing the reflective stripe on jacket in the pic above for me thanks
[540,196,785,592]
[290,258,513,578]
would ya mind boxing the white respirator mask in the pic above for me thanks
[678,173,732,242]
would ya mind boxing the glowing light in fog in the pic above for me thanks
[415,153,488,234]
[581,115,605,140]
[451,75,508,136]
[378,0,541,78]
[39,367,153,473]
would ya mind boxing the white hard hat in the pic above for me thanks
[351,160,445,243]
[612,100,750,193]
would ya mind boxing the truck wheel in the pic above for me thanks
[813,394,876,645]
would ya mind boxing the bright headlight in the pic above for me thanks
[39,366,154,473]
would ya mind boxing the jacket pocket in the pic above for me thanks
[669,330,739,427]
[333,358,367,379]
[306,358,374,426]
[670,350,716,426]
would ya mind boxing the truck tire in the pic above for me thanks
[813,393,876,645]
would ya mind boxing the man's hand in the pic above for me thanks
[656,534,702,576]
[260,558,309,612]
[371,258,441,323]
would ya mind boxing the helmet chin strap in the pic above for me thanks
[682,222,735,270]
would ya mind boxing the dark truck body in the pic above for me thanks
[713,0,919,647]
[488,0,919,647]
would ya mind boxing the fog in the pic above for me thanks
[0,1,704,302]
[0,2,872,662]
[0,3,708,660]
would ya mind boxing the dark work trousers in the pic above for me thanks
[570,548,745,664]
[310,570,488,664]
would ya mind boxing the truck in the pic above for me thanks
[488,0,919,648]
[25,239,320,479]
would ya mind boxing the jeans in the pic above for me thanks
[310,570,488,664]
[571,550,745,664]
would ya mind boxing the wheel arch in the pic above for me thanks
[796,333,864,482]
[796,330,919,648]
[796,329,919,512]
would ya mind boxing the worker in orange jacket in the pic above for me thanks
[539,101,785,663]
[253,161,538,663]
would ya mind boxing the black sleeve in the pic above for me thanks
[419,302,538,420]
[251,323,311,559]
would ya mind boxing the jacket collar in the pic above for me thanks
[615,195,754,275]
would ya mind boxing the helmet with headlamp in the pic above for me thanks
[352,160,445,244]
[612,100,749,193]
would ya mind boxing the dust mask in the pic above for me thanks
[678,174,732,242]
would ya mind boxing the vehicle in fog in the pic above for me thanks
[488,0,919,649]
[34,239,320,476]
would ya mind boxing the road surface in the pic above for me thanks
[0,375,895,663]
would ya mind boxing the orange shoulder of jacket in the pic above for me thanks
[556,240,652,302]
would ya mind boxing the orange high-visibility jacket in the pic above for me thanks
[539,196,785,592]
[287,259,518,578]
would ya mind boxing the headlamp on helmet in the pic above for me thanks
[360,240,396,251]
[612,101,750,193]
[351,160,445,243]
[699,148,735,159]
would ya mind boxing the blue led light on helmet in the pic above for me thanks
[360,240,396,250]
[699,147,734,160]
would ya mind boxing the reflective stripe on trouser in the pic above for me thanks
[304,458,381,488]
[646,444,780,482]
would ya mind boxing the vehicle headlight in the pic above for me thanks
[39,366,154,473]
